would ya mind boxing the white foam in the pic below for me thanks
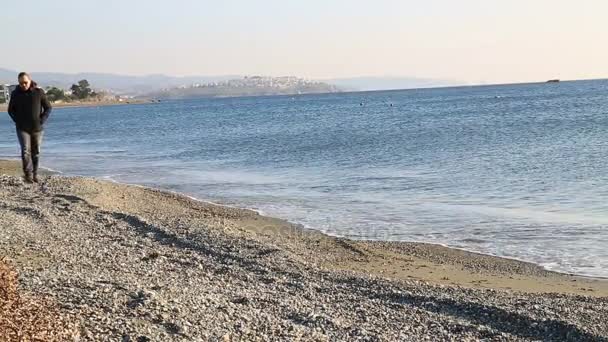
[40,166,63,174]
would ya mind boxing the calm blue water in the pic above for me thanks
[2,80,608,277]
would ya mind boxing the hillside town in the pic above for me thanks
[186,76,333,90]
[154,76,340,99]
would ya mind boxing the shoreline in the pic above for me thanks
[1,159,606,293]
[1,158,607,339]
[15,160,608,281]
[0,99,151,111]
[4,158,602,281]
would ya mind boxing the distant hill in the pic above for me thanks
[0,68,237,95]
[0,68,459,95]
[326,76,458,91]
[148,76,340,99]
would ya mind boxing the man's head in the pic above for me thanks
[18,72,32,91]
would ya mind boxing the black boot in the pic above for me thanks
[32,173,39,183]
[24,173,34,184]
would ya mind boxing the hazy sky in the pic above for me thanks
[1,0,607,83]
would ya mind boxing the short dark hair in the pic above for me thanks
[18,72,30,79]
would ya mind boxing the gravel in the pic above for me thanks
[0,174,606,341]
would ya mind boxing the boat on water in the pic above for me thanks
[546,79,560,83]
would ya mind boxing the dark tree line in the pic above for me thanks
[46,87,67,102]
[70,79,96,99]
[45,79,98,102]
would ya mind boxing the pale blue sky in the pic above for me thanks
[1,0,607,83]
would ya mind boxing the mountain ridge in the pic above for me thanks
[0,68,457,94]
[0,68,238,95]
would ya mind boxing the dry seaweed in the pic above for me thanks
[0,258,78,342]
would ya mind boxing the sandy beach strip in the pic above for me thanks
[0,159,606,341]
[0,99,150,112]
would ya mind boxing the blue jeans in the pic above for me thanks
[16,129,44,175]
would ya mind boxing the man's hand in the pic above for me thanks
[40,90,52,125]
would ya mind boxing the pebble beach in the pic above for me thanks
[0,159,607,341]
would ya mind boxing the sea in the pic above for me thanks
[1,80,608,278]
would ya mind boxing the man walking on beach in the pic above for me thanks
[7,72,52,183]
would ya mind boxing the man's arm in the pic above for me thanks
[7,94,17,123]
[40,90,52,124]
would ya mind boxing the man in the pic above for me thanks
[7,72,52,183]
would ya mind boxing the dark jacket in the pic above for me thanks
[7,82,52,132]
